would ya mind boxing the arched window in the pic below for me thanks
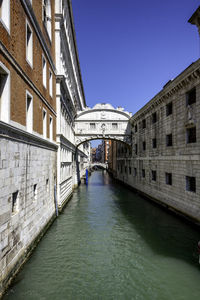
[43,0,52,39]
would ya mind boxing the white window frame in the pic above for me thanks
[42,0,52,40]
[43,108,47,138]
[26,90,33,133]
[49,115,53,141]
[0,61,10,123]
[49,69,52,97]
[42,55,47,88]
[26,19,33,67]
[0,0,10,33]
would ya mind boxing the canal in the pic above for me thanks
[4,171,200,300]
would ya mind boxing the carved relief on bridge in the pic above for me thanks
[74,103,132,146]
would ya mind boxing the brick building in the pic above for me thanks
[0,0,90,296]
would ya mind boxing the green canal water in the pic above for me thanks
[4,171,200,300]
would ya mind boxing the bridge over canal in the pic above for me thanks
[74,103,132,147]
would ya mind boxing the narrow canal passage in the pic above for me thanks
[4,171,200,300]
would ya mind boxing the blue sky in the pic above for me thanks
[71,0,199,146]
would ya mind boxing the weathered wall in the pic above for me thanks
[0,124,57,297]
[112,60,200,225]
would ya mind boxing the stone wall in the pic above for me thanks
[0,123,57,297]
[113,59,200,225]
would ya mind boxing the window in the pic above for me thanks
[0,0,10,32]
[49,115,53,140]
[26,91,33,133]
[186,127,196,143]
[42,55,47,87]
[26,20,33,66]
[129,167,131,175]
[142,141,146,151]
[33,184,37,201]
[135,124,137,132]
[90,123,96,129]
[125,166,127,173]
[135,144,138,155]
[165,173,172,185]
[142,169,145,178]
[186,176,196,193]
[121,165,123,173]
[43,109,47,138]
[134,168,137,176]
[0,62,10,123]
[112,123,118,130]
[186,88,196,106]
[43,0,52,40]
[166,102,173,116]
[142,119,146,129]
[49,69,52,97]
[152,112,157,124]
[152,138,157,148]
[12,191,19,214]
[166,134,173,147]
[152,170,156,181]
[46,179,49,192]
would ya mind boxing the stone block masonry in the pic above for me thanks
[0,123,57,297]
[113,59,200,226]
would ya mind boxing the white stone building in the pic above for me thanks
[55,0,90,210]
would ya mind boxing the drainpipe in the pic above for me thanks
[54,182,59,217]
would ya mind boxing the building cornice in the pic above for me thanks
[0,121,58,151]
[130,59,200,123]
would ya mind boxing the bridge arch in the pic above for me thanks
[74,103,132,147]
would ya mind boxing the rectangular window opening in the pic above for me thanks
[26,92,33,133]
[142,119,146,129]
[165,172,172,185]
[142,169,145,178]
[112,123,118,130]
[186,88,196,106]
[152,138,157,149]
[152,170,156,181]
[152,112,157,124]
[166,134,173,147]
[49,69,52,97]
[142,141,146,151]
[33,184,37,201]
[42,56,47,87]
[186,176,196,193]
[166,102,173,116]
[0,64,9,123]
[26,21,33,66]
[43,109,47,138]
[0,0,10,31]
[49,116,53,141]
[12,191,19,213]
[186,127,196,143]
[90,123,96,129]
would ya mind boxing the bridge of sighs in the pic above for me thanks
[74,103,132,147]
